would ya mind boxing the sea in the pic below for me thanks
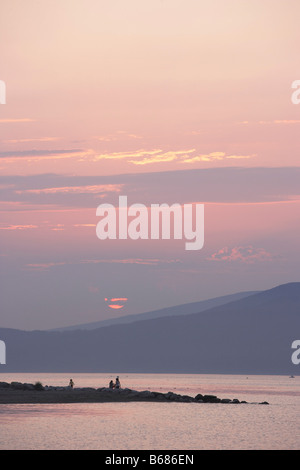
[0,373,299,450]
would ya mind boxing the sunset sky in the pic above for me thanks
[0,0,299,329]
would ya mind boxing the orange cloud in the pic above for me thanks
[182,152,255,163]
[0,118,36,123]
[0,148,93,163]
[94,148,196,165]
[110,298,128,302]
[50,224,65,231]
[0,224,38,230]
[129,149,196,165]
[94,149,162,161]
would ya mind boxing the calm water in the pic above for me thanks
[0,373,299,450]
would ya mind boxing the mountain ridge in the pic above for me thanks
[49,290,259,332]
[0,282,299,374]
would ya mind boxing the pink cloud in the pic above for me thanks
[95,131,143,142]
[17,183,123,195]
[23,258,181,272]
[81,258,181,266]
[88,286,100,293]
[24,262,67,271]
[207,245,273,264]
[3,137,58,143]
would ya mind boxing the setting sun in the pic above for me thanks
[105,297,128,310]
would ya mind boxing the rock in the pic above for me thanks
[10,382,24,390]
[0,381,268,405]
[120,388,135,395]
[126,389,139,394]
[138,390,154,398]
[180,395,194,402]
[151,392,166,400]
[126,391,141,398]
[195,393,204,401]
[23,383,35,391]
[0,382,10,389]
[203,395,221,403]
[165,391,181,400]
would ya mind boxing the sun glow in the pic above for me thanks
[105,297,128,310]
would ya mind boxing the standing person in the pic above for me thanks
[69,379,74,389]
[115,376,121,389]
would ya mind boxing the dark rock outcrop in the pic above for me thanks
[0,381,269,404]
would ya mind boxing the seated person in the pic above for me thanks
[109,380,114,389]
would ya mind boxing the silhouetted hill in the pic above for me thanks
[0,282,299,374]
[50,290,258,331]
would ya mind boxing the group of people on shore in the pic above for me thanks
[109,376,121,389]
[68,376,121,390]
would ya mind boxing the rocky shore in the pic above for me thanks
[0,381,269,405]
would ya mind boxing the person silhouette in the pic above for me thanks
[69,379,74,389]
[115,376,121,389]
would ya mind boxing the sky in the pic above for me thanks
[0,0,299,330]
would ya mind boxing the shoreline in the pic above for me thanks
[0,381,269,405]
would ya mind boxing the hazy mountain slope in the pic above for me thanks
[0,283,299,375]
[50,290,258,331]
